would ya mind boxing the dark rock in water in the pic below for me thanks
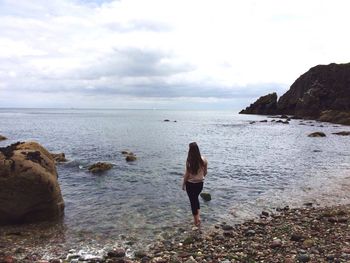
[304,202,313,207]
[0,135,7,141]
[261,211,269,217]
[0,141,64,224]
[308,132,326,137]
[125,154,137,162]
[249,121,256,124]
[200,192,211,201]
[280,115,289,119]
[222,224,233,231]
[121,150,133,155]
[51,153,67,163]
[239,93,278,115]
[332,131,350,136]
[260,120,268,122]
[88,162,113,173]
[163,119,170,122]
[282,121,289,124]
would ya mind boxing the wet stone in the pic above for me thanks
[221,225,233,231]
[297,253,310,262]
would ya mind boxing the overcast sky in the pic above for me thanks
[0,0,350,110]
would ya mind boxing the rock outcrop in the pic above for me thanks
[240,63,350,125]
[88,162,113,173]
[51,153,67,163]
[239,93,278,115]
[0,141,65,224]
[0,135,7,141]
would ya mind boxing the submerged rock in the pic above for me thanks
[0,135,7,141]
[200,192,211,201]
[51,152,67,163]
[0,141,64,224]
[308,132,326,137]
[88,162,113,173]
[332,131,350,136]
[125,154,137,162]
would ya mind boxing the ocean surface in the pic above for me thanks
[1,108,350,256]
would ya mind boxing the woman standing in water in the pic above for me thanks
[182,142,208,226]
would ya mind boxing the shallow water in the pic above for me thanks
[1,109,350,256]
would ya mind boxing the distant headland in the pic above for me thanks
[240,63,350,125]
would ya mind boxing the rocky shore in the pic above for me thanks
[1,204,350,262]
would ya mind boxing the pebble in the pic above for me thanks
[297,253,310,262]
[270,238,282,248]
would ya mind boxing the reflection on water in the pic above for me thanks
[0,109,350,256]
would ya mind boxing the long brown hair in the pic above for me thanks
[186,142,204,174]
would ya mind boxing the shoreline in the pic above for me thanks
[1,203,350,262]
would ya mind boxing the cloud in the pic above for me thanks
[1,0,350,109]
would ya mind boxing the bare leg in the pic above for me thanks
[195,209,201,226]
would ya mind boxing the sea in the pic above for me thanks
[0,108,350,258]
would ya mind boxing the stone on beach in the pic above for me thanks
[200,192,211,201]
[0,135,7,141]
[88,162,113,173]
[0,141,64,224]
[308,132,326,137]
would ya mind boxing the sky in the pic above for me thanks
[0,0,350,110]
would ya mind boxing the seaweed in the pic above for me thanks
[0,142,23,159]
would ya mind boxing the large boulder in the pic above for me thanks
[239,93,278,115]
[0,141,65,224]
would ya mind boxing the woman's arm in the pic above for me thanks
[203,158,208,177]
[182,167,190,190]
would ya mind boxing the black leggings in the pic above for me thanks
[186,181,203,216]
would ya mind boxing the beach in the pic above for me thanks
[1,203,350,262]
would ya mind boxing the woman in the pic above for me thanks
[182,142,208,226]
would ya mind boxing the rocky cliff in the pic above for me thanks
[239,93,277,115]
[240,63,350,125]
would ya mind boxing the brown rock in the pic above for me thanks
[51,153,67,163]
[0,141,65,224]
[0,135,7,141]
[125,154,137,162]
[303,239,314,248]
[88,162,113,173]
[308,132,326,137]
